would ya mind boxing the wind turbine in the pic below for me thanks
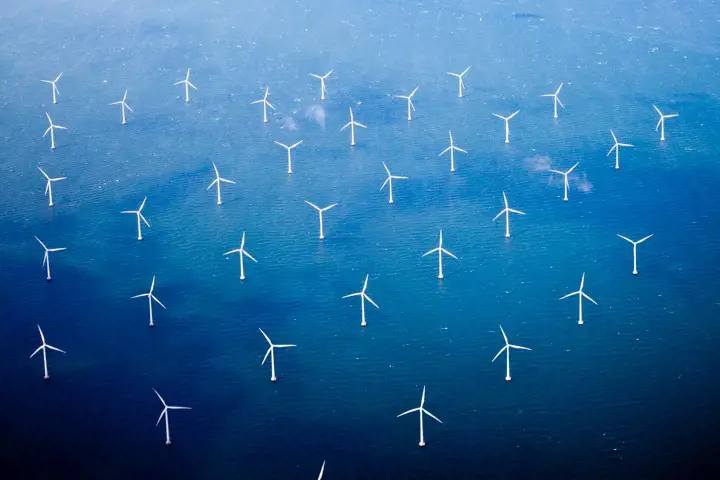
[380,162,408,204]
[438,130,467,173]
[541,82,564,119]
[305,201,337,239]
[617,234,653,275]
[653,105,679,141]
[342,274,379,327]
[340,107,367,146]
[259,328,296,382]
[43,112,66,150]
[110,89,133,125]
[318,461,326,479]
[34,236,66,281]
[447,66,470,98]
[492,110,520,144]
[394,86,419,121]
[309,70,333,100]
[224,232,257,281]
[423,229,458,279]
[153,389,191,445]
[492,325,531,382]
[548,162,579,202]
[174,68,197,103]
[397,386,442,447]
[40,73,62,104]
[132,276,166,327]
[121,196,150,240]
[207,162,236,205]
[37,167,66,207]
[30,325,65,379]
[492,192,526,238]
[274,140,303,174]
[251,87,275,123]
[608,130,633,169]
[560,273,598,325]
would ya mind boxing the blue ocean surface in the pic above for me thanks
[1,0,720,478]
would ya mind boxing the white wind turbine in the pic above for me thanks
[560,273,598,325]
[340,107,367,146]
[492,192,526,238]
[110,88,133,125]
[342,274,379,327]
[30,325,65,380]
[397,386,442,447]
[608,130,633,170]
[318,461,326,479]
[423,229,458,279]
[274,140,303,174]
[224,232,257,281]
[541,82,564,119]
[447,66,470,98]
[394,86,419,121]
[37,167,66,207]
[492,110,520,144]
[653,105,679,141]
[41,73,62,104]
[121,196,150,240]
[617,234,654,275]
[207,162,236,205]
[259,328,296,382]
[309,70,333,100]
[251,87,275,123]
[492,325,531,382]
[548,162,579,202]
[34,236,66,281]
[174,68,197,103]
[153,389,191,445]
[132,276,166,327]
[305,201,337,239]
[43,112,66,150]
[438,130,467,173]
[380,162,408,204]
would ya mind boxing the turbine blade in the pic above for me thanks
[243,251,258,263]
[304,201,320,211]
[167,406,192,410]
[30,345,43,358]
[140,214,151,228]
[34,236,48,250]
[45,345,66,354]
[355,122,367,129]
[342,292,362,299]
[397,407,420,417]
[559,291,579,300]
[499,325,509,345]
[567,162,579,174]
[510,345,531,351]
[616,234,633,244]
[152,295,166,309]
[441,248,458,260]
[583,293,598,305]
[422,247,440,257]
[423,409,442,424]
[274,344,297,348]
[508,208,526,215]
[607,145,617,157]
[492,346,508,363]
[439,146,451,156]
[131,293,149,299]
[652,104,662,116]
[259,328,272,345]
[155,408,168,427]
[637,234,654,243]
[153,388,167,406]
[262,346,272,365]
[492,209,507,222]
[364,294,379,309]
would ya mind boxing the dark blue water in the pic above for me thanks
[2,0,720,478]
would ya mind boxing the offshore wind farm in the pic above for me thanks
[1,1,720,479]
